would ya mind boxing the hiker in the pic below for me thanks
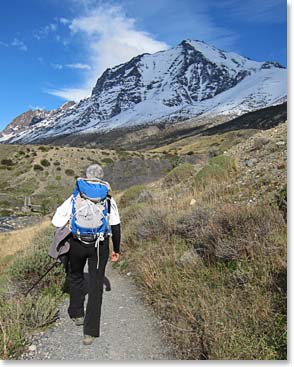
[50,164,121,345]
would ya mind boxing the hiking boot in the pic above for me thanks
[83,334,95,345]
[73,317,84,326]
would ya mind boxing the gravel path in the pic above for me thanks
[21,264,174,360]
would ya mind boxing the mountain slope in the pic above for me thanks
[0,40,286,144]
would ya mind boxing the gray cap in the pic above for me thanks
[86,164,104,180]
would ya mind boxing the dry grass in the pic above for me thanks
[0,226,64,359]
[0,219,50,271]
[153,129,257,155]
[118,154,287,360]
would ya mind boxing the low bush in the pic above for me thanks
[133,207,170,242]
[176,207,213,245]
[33,164,44,171]
[249,137,270,152]
[169,155,184,168]
[65,169,75,176]
[101,157,114,165]
[177,203,286,263]
[194,155,236,186]
[40,159,50,167]
[38,146,49,152]
[164,163,195,187]
[1,159,14,167]
[119,185,147,208]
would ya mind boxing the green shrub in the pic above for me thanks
[38,146,49,152]
[55,176,61,181]
[1,159,14,166]
[101,157,114,165]
[170,154,184,168]
[33,164,44,171]
[40,159,50,167]
[119,185,147,208]
[195,155,236,186]
[164,163,195,187]
[65,169,75,176]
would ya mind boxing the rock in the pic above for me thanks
[178,249,199,266]
[245,158,257,168]
[190,199,196,206]
[276,141,285,146]
[28,345,37,352]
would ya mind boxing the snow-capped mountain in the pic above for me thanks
[0,39,286,144]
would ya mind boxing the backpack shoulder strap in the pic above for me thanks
[106,195,112,214]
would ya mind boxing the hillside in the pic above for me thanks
[0,102,287,218]
[115,120,287,359]
[0,145,178,216]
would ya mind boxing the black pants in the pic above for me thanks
[68,236,109,337]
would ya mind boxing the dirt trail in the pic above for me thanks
[21,264,174,361]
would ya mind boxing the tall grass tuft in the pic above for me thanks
[0,226,65,359]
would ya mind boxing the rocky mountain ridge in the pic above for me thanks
[0,39,286,144]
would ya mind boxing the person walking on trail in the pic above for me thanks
[51,164,121,346]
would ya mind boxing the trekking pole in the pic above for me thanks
[24,261,58,297]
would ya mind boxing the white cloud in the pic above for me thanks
[33,22,58,40]
[50,62,91,71]
[51,63,64,70]
[59,17,70,25]
[11,38,28,51]
[48,5,168,101]
[66,63,91,70]
[214,0,286,24]
[47,87,89,102]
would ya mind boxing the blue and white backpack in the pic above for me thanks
[70,178,111,244]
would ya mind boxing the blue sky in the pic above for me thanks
[0,0,287,130]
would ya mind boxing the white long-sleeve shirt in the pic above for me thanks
[51,195,120,228]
